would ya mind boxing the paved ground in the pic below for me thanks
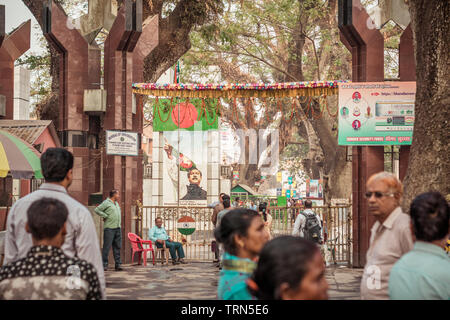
[326,265,363,300]
[105,261,363,300]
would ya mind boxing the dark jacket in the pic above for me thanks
[181,184,207,200]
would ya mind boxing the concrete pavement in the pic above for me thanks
[105,261,363,300]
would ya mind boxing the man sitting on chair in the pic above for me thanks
[148,217,187,265]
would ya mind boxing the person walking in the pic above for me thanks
[213,195,231,268]
[4,148,105,299]
[209,193,226,227]
[247,236,328,300]
[215,208,269,300]
[0,198,102,300]
[292,199,323,244]
[209,193,226,263]
[94,190,123,271]
[360,172,414,300]
[148,217,187,265]
[216,195,232,227]
[389,192,450,300]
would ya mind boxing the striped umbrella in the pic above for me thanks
[0,130,43,179]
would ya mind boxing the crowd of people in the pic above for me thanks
[212,172,449,300]
[1,148,106,300]
[0,147,448,300]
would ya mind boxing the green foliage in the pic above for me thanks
[16,54,50,70]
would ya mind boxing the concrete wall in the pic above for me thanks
[87,206,104,248]
[13,66,30,120]
[142,179,152,206]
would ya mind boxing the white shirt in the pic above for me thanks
[360,206,414,300]
[292,209,323,239]
[4,183,106,299]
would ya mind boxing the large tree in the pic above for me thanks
[182,0,353,201]
[402,0,450,209]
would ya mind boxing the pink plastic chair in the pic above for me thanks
[127,233,156,266]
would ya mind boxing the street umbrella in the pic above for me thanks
[0,130,43,179]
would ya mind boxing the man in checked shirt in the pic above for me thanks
[4,148,105,298]
[0,198,101,300]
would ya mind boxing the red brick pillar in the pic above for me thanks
[103,0,147,263]
[42,1,91,205]
[0,5,30,120]
[339,0,385,267]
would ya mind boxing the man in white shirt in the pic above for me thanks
[292,199,323,243]
[360,171,413,300]
[4,148,106,299]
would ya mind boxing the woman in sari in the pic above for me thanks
[214,208,269,300]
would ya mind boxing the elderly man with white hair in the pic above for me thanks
[360,172,414,300]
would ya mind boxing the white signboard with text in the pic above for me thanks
[106,131,139,156]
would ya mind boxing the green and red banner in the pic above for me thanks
[153,98,219,132]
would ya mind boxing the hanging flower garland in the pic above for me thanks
[277,98,284,122]
[284,97,297,124]
[198,98,219,126]
[152,90,340,126]
[155,97,173,123]
[323,94,338,117]
[310,97,324,120]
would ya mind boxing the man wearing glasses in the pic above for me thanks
[360,172,414,300]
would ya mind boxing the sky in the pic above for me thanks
[0,0,45,54]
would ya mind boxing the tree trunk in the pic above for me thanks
[402,0,450,210]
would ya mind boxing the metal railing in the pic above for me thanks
[141,206,216,261]
[269,205,352,265]
[139,205,352,265]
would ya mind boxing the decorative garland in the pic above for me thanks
[133,80,348,98]
[152,95,339,125]
[198,98,219,126]
[155,97,173,123]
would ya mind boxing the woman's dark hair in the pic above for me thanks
[410,192,449,242]
[109,189,119,198]
[41,148,74,182]
[214,208,259,256]
[249,236,320,300]
[259,202,267,221]
[27,198,69,240]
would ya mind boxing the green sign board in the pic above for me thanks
[277,196,287,207]
[338,82,416,146]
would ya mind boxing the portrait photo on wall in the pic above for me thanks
[162,131,208,207]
